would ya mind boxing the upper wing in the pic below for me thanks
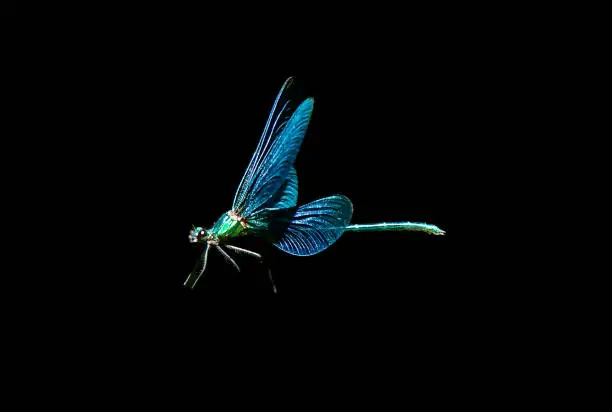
[233,77,295,212]
[232,77,312,216]
[262,166,298,210]
[234,97,314,217]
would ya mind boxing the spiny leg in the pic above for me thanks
[215,245,241,272]
[184,243,210,289]
[267,266,277,294]
[224,244,262,260]
[225,245,277,294]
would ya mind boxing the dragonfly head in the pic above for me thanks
[188,227,208,244]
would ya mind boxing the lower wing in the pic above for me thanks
[247,194,353,256]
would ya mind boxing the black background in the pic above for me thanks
[1,1,15,16]
[137,73,463,326]
[5,0,584,402]
[74,69,491,373]
[22,23,526,401]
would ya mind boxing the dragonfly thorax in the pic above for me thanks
[209,211,247,242]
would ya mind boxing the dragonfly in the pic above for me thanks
[185,77,445,292]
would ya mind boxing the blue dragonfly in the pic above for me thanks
[185,77,445,292]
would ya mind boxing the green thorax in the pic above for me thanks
[210,211,247,241]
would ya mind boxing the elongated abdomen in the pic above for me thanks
[345,222,445,235]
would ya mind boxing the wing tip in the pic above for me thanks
[300,96,315,109]
[284,76,296,88]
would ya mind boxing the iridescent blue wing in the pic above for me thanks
[234,97,314,217]
[263,166,298,209]
[275,195,353,256]
[247,195,353,256]
[232,77,311,216]
[233,77,295,212]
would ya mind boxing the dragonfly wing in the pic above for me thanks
[246,206,296,237]
[233,77,301,213]
[233,93,314,217]
[241,168,299,233]
[275,195,353,256]
[263,166,298,209]
[248,195,353,256]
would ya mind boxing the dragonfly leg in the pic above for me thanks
[224,245,262,261]
[224,245,277,294]
[215,245,241,272]
[184,243,210,289]
[267,266,277,294]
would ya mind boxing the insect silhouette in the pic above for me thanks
[185,77,445,292]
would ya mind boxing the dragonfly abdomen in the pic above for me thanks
[345,222,445,235]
